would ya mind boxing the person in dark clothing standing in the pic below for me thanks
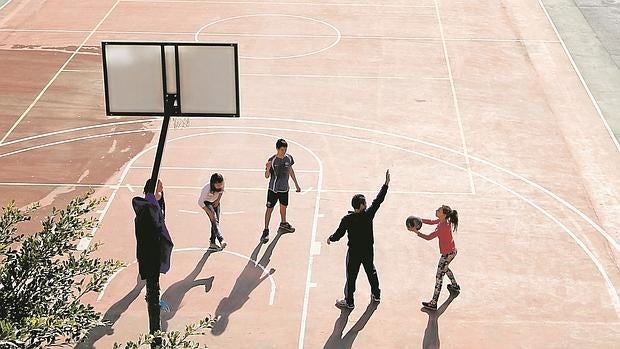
[132,179,174,348]
[327,170,390,309]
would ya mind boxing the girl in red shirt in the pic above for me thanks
[409,205,460,310]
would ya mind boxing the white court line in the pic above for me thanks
[0,182,471,195]
[0,118,157,148]
[119,0,435,8]
[131,165,320,173]
[12,125,614,321]
[194,14,341,60]
[222,211,244,215]
[0,0,121,145]
[179,209,199,214]
[0,0,12,11]
[536,0,620,152]
[433,0,475,194]
[0,28,561,44]
[126,184,135,192]
[97,247,277,305]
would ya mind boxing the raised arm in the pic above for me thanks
[367,170,390,218]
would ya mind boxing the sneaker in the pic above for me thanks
[261,229,269,244]
[279,222,295,233]
[447,284,460,293]
[219,240,228,250]
[208,242,221,251]
[335,299,354,310]
[371,294,381,303]
[422,301,437,310]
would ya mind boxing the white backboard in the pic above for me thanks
[102,42,239,117]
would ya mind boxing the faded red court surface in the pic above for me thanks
[1,0,620,348]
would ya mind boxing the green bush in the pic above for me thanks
[113,317,216,349]
[0,191,123,348]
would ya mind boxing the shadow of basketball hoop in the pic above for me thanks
[160,251,215,331]
[210,231,286,336]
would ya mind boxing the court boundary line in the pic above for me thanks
[0,0,122,145]
[536,0,620,152]
[0,0,12,12]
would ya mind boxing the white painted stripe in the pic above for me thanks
[434,0,475,194]
[131,165,320,173]
[536,0,620,152]
[179,209,199,214]
[126,184,135,192]
[0,182,472,195]
[222,211,245,215]
[0,0,122,144]
[119,0,435,8]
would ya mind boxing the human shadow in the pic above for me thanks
[323,302,378,349]
[76,274,146,348]
[210,230,286,335]
[421,291,459,349]
[161,251,215,331]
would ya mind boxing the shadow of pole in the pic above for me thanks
[76,274,146,348]
[422,291,458,349]
[160,251,214,331]
[211,230,287,335]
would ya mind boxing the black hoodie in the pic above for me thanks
[328,185,388,253]
[132,195,173,280]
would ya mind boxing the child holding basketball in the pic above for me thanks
[408,205,460,310]
[261,138,301,244]
[198,173,227,251]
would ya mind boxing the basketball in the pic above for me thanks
[406,216,422,231]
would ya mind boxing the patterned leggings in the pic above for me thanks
[431,250,458,303]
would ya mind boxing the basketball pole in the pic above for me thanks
[146,94,175,194]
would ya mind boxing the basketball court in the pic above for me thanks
[1,0,620,348]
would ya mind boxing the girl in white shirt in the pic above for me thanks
[198,173,226,251]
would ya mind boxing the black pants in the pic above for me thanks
[344,250,380,306]
[145,276,162,348]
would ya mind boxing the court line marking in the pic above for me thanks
[58,68,448,80]
[0,0,122,145]
[130,165,320,173]
[1,116,617,255]
[433,0,475,194]
[2,124,617,317]
[0,182,472,195]
[119,0,435,8]
[0,28,561,43]
[97,247,277,305]
[536,0,620,152]
[194,14,341,60]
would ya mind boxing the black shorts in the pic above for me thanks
[266,190,289,208]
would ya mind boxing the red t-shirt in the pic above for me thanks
[419,219,456,255]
